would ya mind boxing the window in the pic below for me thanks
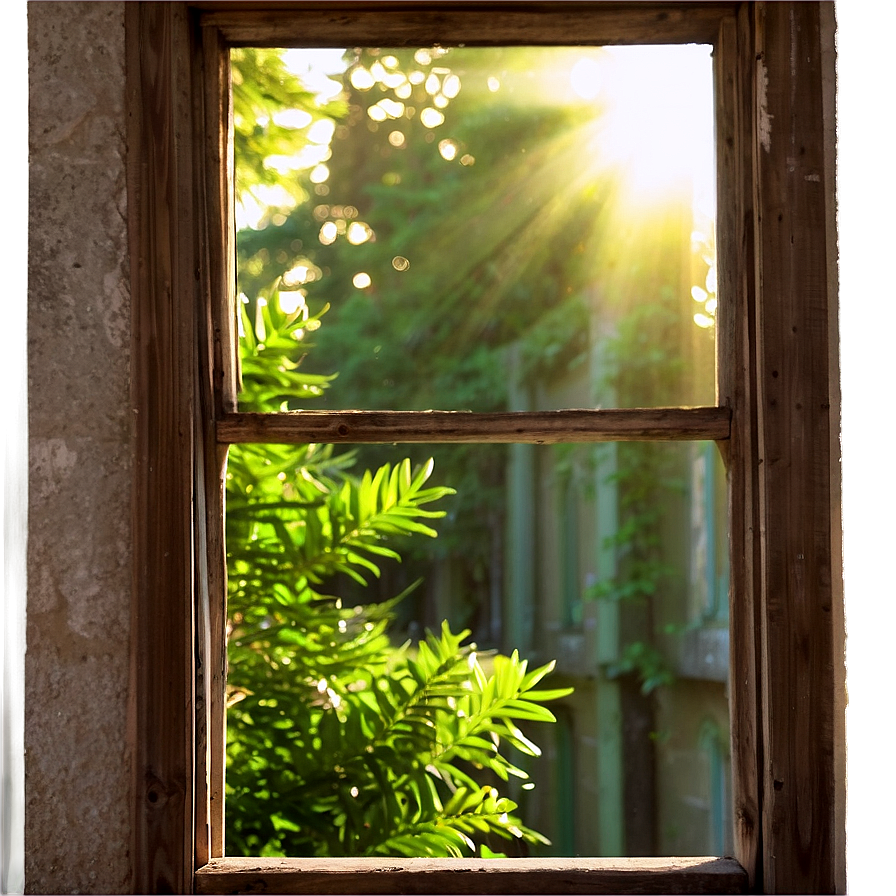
[127,3,843,893]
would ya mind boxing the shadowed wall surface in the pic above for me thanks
[27,3,132,891]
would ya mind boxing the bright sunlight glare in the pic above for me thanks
[282,47,348,101]
[237,45,714,229]
[575,45,715,212]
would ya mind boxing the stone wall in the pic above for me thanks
[27,3,132,891]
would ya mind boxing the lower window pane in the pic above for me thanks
[224,439,730,858]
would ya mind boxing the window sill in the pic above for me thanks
[194,855,749,894]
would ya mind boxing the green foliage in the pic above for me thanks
[607,640,676,696]
[227,617,570,857]
[232,47,346,209]
[225,414,573,856]
[225,49,572,858]
[237,291,335,411]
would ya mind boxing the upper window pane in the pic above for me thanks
[234,45,717,414]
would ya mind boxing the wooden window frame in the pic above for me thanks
[126,2,843,893]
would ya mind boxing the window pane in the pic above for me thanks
[227,41,728,862]
[234,45,717,413]
[224,439,731,858]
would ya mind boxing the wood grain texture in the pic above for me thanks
[753,4,839,892]
[127,3,197,892]
[197,2,736,47]
[217,407,731,445]
[819,5,846,891]
[195,856,748,895]
[196,23,232,864]
[202,23,239,416]
[714,8,762,889]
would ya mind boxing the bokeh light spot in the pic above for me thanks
[278,290,307,314]
[347,222,374,245]
[350,66,375,90]
[420,108,445,128]
[442,73,461,98]
[438,139,459,161]
[319,221,338,245]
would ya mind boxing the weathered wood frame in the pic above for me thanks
[127,2,842,893]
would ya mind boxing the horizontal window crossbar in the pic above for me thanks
[217,406,731,445]
[194,856,749,895]
[200,3,736,48]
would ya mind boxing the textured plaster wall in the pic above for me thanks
[27,3,132,892]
